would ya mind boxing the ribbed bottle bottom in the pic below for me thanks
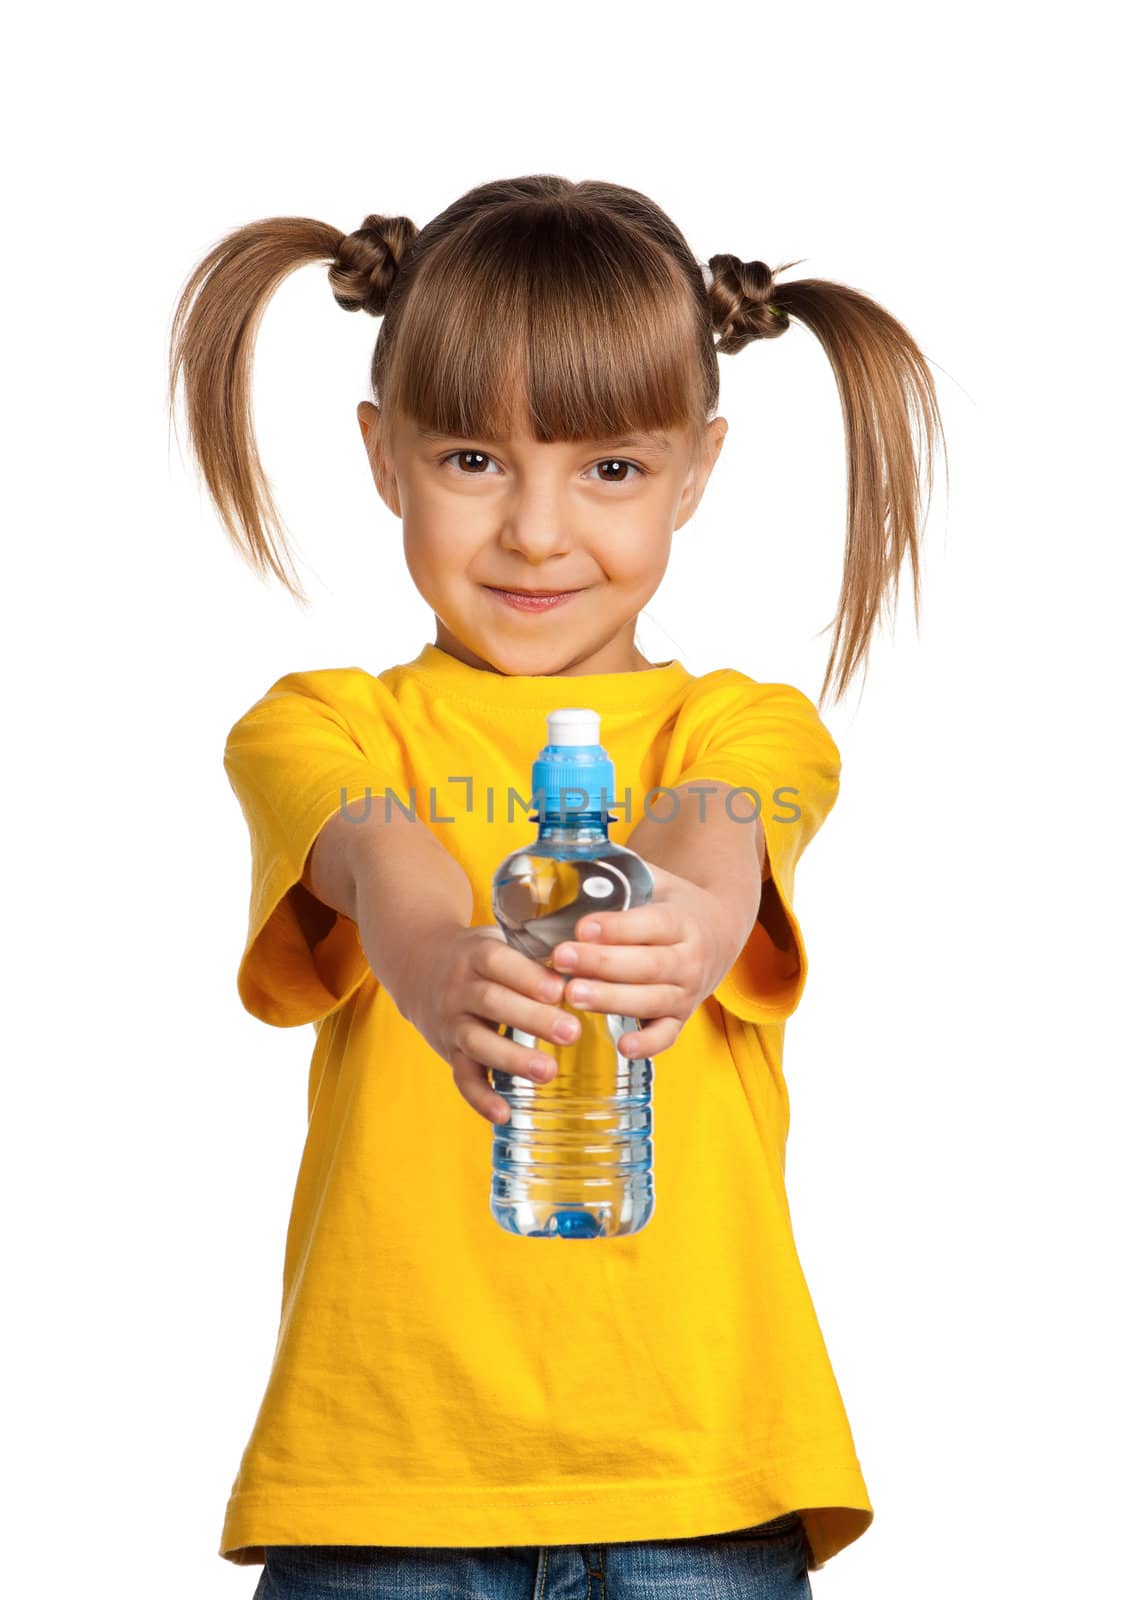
[488,1092,655,1239]
[490,1183,655,1239]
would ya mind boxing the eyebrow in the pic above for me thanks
[415,426,672,455]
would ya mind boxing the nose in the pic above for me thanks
[497,482,576,564]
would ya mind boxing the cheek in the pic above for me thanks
[402,513,479,581]
[401,525,454,603]
[596,521,673,584]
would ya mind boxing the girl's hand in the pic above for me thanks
[549,862,751,1060]
[394,924,577,1125]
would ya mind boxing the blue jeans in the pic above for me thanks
[251,1512,813,1598]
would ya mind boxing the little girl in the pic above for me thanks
[169,174,944,1599]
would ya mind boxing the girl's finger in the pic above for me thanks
[571,905,673,943]
[552,939,676,986]
[457,1013,558,1089]
[475,935,566,1004]
[450,1048,512,1125]
[472,976,577,1051]
[559,978,684,1024]
[618,1015,683,1058]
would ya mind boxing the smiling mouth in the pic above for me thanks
[483,586,584,612]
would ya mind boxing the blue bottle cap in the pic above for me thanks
[530,708,617,820]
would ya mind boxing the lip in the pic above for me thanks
[484,586,582,612]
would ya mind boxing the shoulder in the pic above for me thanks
[678,668,836,754]
[257,663,389,704]
[229,665,392,722]
[223,665,406,762]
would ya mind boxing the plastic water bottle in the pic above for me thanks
[489,708,656,1240]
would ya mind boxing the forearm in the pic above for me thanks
[303,806,474,999]
[625,781,765,948]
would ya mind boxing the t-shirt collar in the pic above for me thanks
[397,642,692,713]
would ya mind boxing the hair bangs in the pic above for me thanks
[382,207,704,448]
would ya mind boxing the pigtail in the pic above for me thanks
[166,212,417,600]
[706,254,947,707]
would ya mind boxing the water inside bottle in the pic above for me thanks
[490,852,655,1239]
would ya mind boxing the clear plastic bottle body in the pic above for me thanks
[489,814,655,1240]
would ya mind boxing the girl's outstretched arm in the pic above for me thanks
[302,806,475,1008]
[543,783,770,1060]
[623,781,766,955]
[304,806,575,1116]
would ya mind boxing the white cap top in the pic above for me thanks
[547,708,601,746]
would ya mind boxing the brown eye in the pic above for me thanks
[439,450,499,475]
[590,459,645,484]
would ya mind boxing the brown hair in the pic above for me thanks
[167,173,946,705]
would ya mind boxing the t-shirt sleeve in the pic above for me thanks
[669,676,842,1024]
[222,668,405,1029]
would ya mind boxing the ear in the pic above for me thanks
[674,415,728,530]
[357,400,401,517]
[704,414,729,470]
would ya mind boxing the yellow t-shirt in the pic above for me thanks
[218,642,873,1572]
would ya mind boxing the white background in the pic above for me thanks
[4,2,1129,1594]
